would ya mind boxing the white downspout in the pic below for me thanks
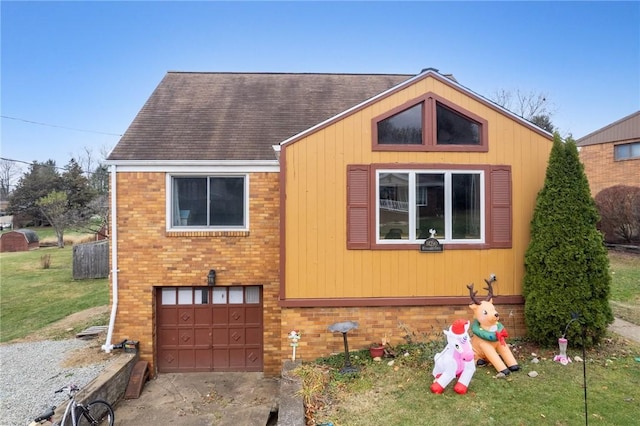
[102,164,119,353]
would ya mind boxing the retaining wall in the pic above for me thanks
[52,352,138,424]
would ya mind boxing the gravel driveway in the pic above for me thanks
[0,339,112,426]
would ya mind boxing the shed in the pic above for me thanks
[0,229,40,252]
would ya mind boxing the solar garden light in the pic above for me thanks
[328,321,359,374]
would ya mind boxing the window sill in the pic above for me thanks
[371,242,490,250]
[166,230,250,237]
[372,144,488,152]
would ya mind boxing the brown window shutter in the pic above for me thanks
[489,166,512,248]
[347,165,370,249]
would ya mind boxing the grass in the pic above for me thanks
[0,228,109,342]
[300,337,640,426]
[608,250,640,325]
[299,250,640,426]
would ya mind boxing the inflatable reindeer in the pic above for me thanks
[467,277,520,375]
[430,319,476,394]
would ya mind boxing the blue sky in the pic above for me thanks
[2,1,639,175]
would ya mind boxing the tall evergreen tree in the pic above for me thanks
[90,164,110,195]
[523,134,613,347]
[62,158,96,209]
[7,160,61,226]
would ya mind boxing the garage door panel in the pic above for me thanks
[158,349,178,371]
[194,348,211,369]
[178,329,195,346]
[246,349,262,369]
[229,328,245,345]
[212,307,229,325]
[194,307,212,325]
[157,286,263,373]
[158,327,178,346]
[212,328,229,344]
[228,308,245,325]
[177,308,195,325]
[178,349,195,369]
[229,348,249,367]
[245,327,262,345]
[213,348,229,367]
[158,307,178,324]
[194,328,212,346]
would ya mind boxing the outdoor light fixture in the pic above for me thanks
[207,269,216,286]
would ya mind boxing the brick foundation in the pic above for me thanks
[279,304,526,363]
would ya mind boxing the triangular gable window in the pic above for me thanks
[377,103,423,145]
[436,102,480,145]
[372,92,488,152]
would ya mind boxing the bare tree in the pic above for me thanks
[0,159,23,201]
[490,89,556,133]
[491,89,552,118]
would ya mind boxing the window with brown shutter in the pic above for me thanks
[346,164,512,249]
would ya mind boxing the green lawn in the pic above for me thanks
[299,250,640,426]
[608,250,640,324]
[0,244,109,342]
[300,338,640,425]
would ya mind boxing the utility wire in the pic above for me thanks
[1,115,122,137]
[0,157,103,175]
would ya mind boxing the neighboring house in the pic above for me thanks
[105,69,552,377]
[0,215,13,230]
[576,110,640,197]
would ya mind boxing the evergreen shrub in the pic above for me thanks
[523,134,613,347]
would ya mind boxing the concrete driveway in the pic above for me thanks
[114,372,279,425]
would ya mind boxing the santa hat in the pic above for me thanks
[451,319,468,335]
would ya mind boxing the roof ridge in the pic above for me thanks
[165,71,415,76]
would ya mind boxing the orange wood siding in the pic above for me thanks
[283,76,551,300]
[112,171,282,376]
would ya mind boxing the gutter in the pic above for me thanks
[102,164,119,353]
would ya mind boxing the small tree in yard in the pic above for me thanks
[595,185,640,243]
[37,191,70,248]
[523,134,613,347]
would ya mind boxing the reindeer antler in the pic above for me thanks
[483,275,497,301]
[467,283,481,305]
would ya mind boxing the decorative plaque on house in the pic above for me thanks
[420,229,443,252]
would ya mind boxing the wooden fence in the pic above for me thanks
[73,240,109,279]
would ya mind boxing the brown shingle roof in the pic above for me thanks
[108,72,413,161]
[576,110,640,146]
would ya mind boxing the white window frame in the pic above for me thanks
[375,169,485,244]
[166,173,250,231]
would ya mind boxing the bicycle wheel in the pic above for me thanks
[76,400,114,426]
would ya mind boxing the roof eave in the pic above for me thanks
[279,69,553,147]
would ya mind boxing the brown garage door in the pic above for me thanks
[157,286,263,372]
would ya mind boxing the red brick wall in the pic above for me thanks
[111,171,282,376]
[280,304,526,363]
[579,143,640,197]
